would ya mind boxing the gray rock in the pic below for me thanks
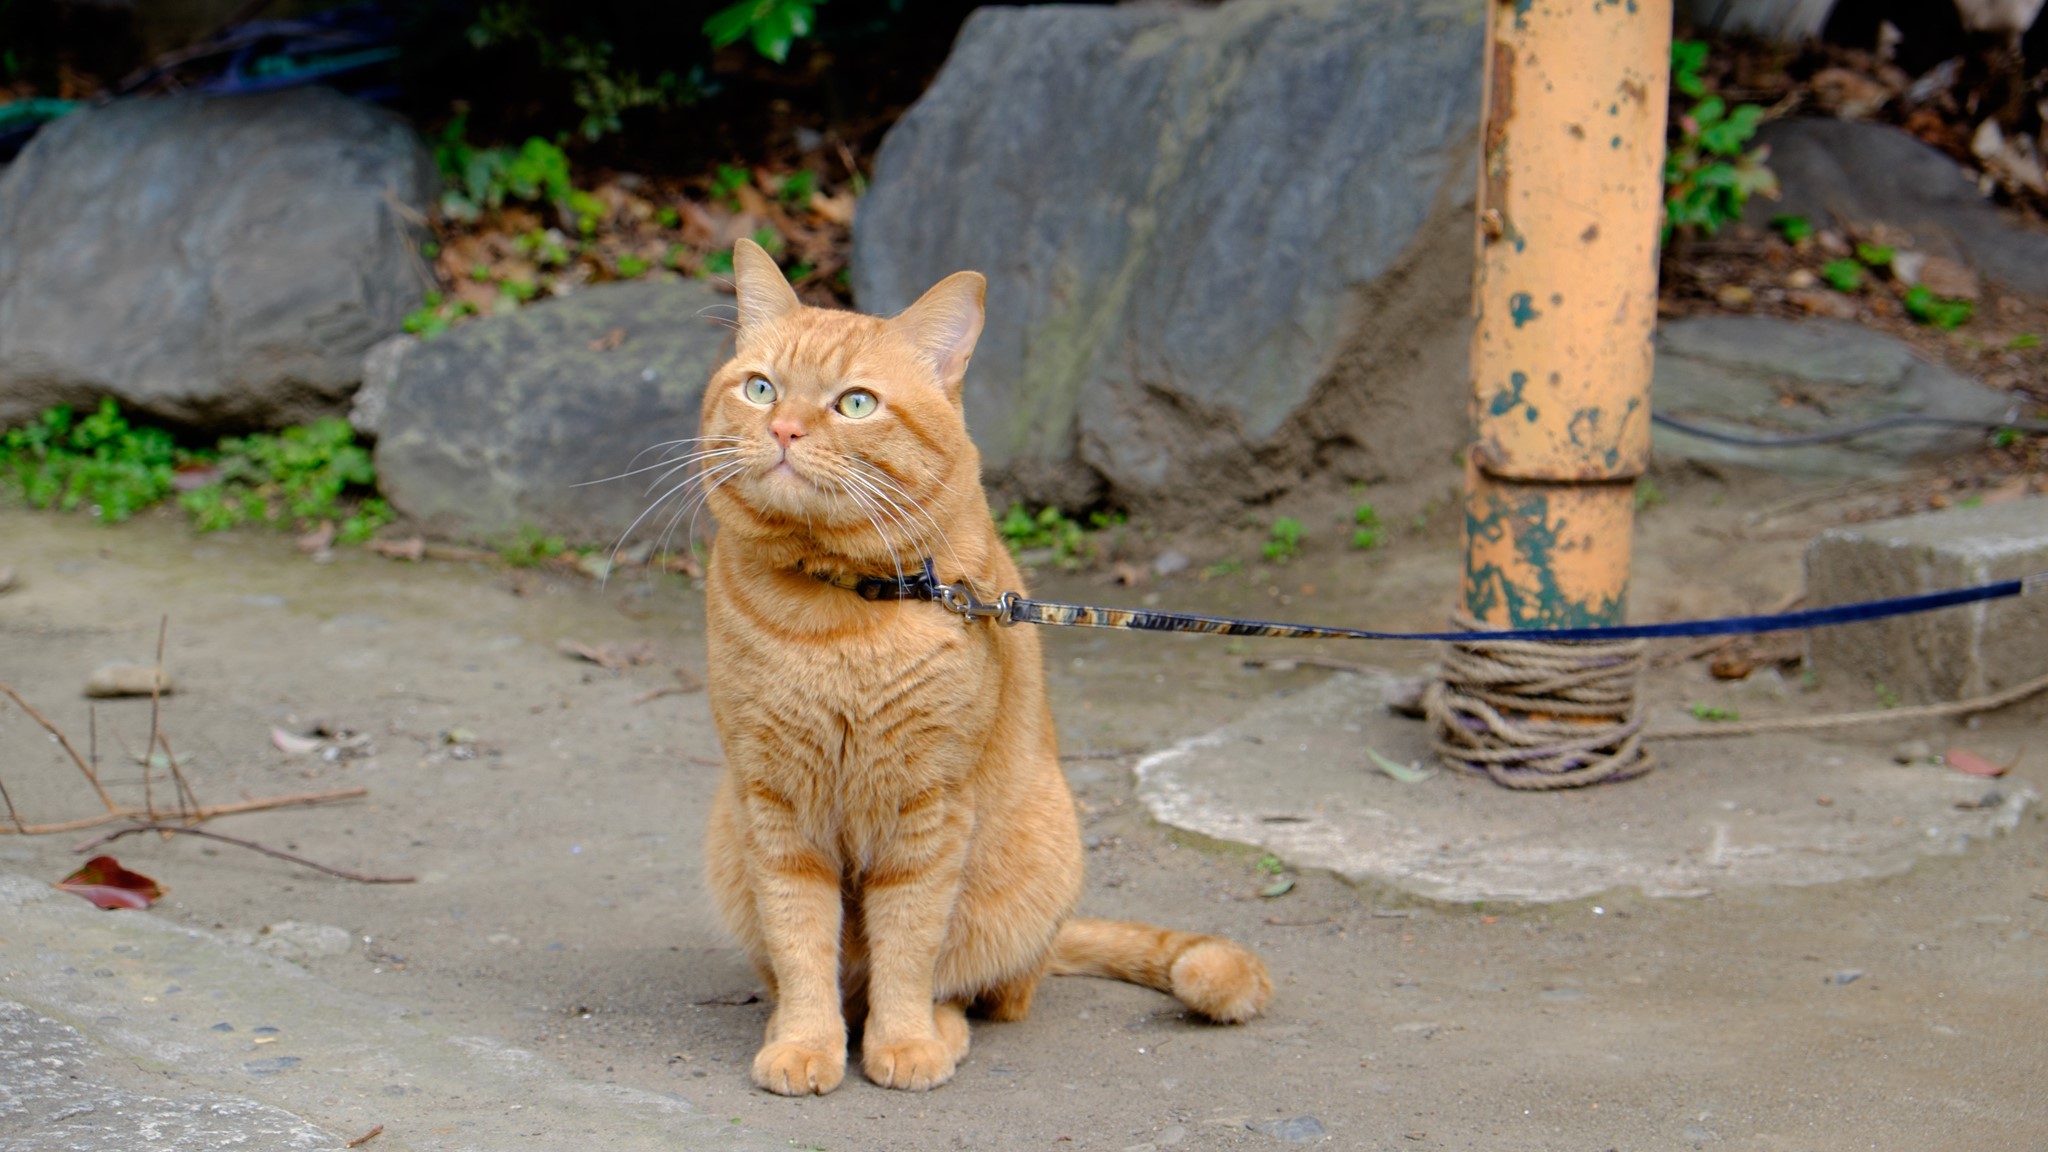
[0,89,434,432]
[1249,1115,1325,1143]
[349,334,418,439]
[1750,118,2048,297]
[1651,315,2015,478]
[854,0,1480,513]
[1893,739,1934,765]
[374,278,731,546]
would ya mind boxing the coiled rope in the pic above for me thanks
[1422,612,1652,789]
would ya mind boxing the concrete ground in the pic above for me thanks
[1,454,2045,1151]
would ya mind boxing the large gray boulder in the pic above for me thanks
[853,0,1483,512]
[0,88,434,431]
[1751,118,2048,297]
[373,278,732,546]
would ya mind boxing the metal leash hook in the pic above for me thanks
[934,580,1019,625]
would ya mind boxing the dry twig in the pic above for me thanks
[0,682,118,813]
[74,823,414,884]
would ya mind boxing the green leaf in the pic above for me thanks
[1367,747,1432,783]
[1820,258,1865,293]
[1259,878,1296,898]
[1854,242,1894,268]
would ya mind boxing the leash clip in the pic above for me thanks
[934,581,1018,625]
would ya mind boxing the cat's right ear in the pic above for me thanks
[732,238,801,338]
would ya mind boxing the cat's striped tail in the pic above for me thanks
[1048,918,1272,1023]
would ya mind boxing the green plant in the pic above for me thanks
[1874,682,1900,709]
[1854,242,1895,268]
[1994,426,2024,449]
[497,524,567,567]
[1350,503,1383,550]
[1662,41,1776,243]
[1262,517,1304,562]
[0,399,178,522]
[616,254,650,278]
[656,205,681,229]
[1634,479,1664,511]
[701,249,735,277]
[403,291,479,339]
[181,418,384,532]
[434,115,574,221]
[1771,214,1813,244]
[1902,284,1973,330]
[996,504,1088,566]
[466,6,695,140]
[708,163,749,207]
[1689,702,1739,722]
[777,169,817,209]
[1820,258,1865,293]
[2007,333,2041,350]
[704,0,824,63]
[1256,853,1284,876]
[515,229,573,267]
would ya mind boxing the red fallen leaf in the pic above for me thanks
[1944,748,2013,778]
[55,855,165,909]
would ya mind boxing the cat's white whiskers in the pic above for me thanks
[580,436,750,487]
[839,484,910,589]
[623,457,751,577]
[844,462,972,589]
[642,447,746,497]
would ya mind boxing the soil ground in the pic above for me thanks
[2,455,2046,1152]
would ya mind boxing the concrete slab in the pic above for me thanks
[0,873,791,1152]
[1806,496,2048,705]
[1135,670,2035,904]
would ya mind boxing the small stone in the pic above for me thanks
[1151,550,1191,578]
[1916,255,1980,301]
[1786,288,1857,319]
[252,921,354,964]
[1893,739,1933,765]
[1714,284,1755,310]
[1829,969,1864,985]
[1249,1116,1325,1143]
[84,663,173,698]
[1736,667,1788,703]
[1785,268,1817,290]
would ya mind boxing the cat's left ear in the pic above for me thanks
[887,271,985,391]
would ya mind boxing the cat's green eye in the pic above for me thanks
[743,375,777,405]
[836,390,879,419]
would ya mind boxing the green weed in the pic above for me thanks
[1902,284,1973,330]
[1634,479,1664,511]
[1262,517,1304,563]
[703,0,822,63]
[1688,702,1738,722]
[180,419,386,532]
[497,524,567,567]
[1662,41,1776,244]
[1853,242,1895,269]
[402,291,479,339]
[1771,214,1813,244]
[1350,503,1383,550]
[996,504,1088,567]
[1820,259,1865,294]
[0,399,177,522]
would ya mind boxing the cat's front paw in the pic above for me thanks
[862,1037,956,1091]
[752,1041,845,1095]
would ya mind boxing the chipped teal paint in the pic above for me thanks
[1464,490,1626,628]
[1489,370,1530,418]
[1511,0,1533,28]
[1610,135,1622,149]
[1508,293,1541,328]
[1526,406,1540,423]
[1567,406,1602,448]
[1605,448,1619,467]
[1627,0,1637,12]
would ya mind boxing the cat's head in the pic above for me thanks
[696,239,986,563]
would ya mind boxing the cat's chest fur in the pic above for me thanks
[705,575,1003,798]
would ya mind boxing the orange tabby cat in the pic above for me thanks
[697,239,1271,1097]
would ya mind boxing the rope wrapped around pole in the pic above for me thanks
[1424,613,1653,789]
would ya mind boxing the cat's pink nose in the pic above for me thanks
[771,419,804,449]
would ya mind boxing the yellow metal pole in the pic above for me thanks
[1463,0,1671,629]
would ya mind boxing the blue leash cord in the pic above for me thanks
[897,563,2045,644]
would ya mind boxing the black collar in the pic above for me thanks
[801,557,944,603]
